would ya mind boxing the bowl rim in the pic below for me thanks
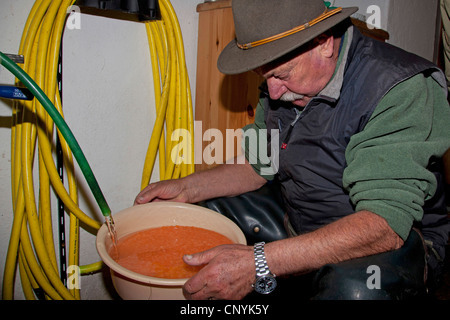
[96,201,247,286]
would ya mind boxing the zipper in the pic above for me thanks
[281,108,302,150]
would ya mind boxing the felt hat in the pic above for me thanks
[217,0,358,75]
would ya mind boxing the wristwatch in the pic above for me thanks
[252,242,277,294]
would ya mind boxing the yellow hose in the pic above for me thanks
[3,0,194,300]
[141,0,194,187]
[4,0,94,300]
[145,23,166,177]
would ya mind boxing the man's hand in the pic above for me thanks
[134,156,267,206]
[182,244,255,300]
[134,179,190,204]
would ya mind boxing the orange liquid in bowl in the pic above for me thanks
[109,225,233,279]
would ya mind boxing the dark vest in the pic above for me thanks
[263,27,448,244]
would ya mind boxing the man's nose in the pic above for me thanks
[266,77,287,101]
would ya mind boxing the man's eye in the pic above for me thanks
[274,71,290,79]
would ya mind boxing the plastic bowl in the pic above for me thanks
[96,202,247,300]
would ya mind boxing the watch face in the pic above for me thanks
[254,275,277,294]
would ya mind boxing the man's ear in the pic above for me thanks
[314,33,334,58]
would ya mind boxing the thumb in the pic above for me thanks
[183,248,216,266]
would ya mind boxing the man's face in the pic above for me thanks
[256,37,337,107]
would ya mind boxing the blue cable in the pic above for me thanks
[0,85,34,100]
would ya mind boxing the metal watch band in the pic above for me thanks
[254,242,271,277]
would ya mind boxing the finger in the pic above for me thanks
[183,245,227,266]
[182,278,206,300]
[183,272,216,300]
[184,285,216,300]
[183,251,210,266]
[134,184,158,204]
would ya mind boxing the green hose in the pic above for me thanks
[0,51,111,218]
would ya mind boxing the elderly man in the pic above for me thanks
[135,0,450,300]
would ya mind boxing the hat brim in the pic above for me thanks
[217,7,358,75]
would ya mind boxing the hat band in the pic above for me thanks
[236,7,343,50]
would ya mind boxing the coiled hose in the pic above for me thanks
[142,0,195,186]
[2,0,194,300]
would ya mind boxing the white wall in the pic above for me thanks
[0,0,198,300]
[386,0,440,63]
[334,0,391,30]
[62,12,159,299]
[334,0,439,62]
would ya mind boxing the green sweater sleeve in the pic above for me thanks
[242,95,275,180]
[343,73,450,240]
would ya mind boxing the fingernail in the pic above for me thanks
[184,254,193,260]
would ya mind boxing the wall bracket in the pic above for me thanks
[76,0,161,21]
